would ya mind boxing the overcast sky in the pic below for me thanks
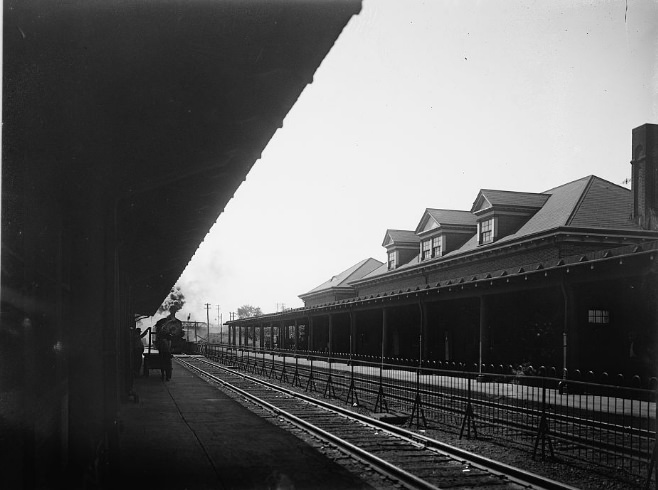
[168,0,657,326]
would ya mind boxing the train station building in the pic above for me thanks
[228,124,658,379]
[2,1,656,487]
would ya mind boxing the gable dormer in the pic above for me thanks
[382,229,419,270]
[471,190,549,245]
[414,209,477,261]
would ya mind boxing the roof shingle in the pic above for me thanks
[382,229,420,247]
[300,257,383,297]
[417,209,477,233]
[472,189,550,212]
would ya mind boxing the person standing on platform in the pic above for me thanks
[131,327,146,376]
[154,307,182,381]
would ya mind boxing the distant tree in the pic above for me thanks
[237,304,262,319]
[158,285,186,314]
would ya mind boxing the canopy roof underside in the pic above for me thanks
[3,0,361,314]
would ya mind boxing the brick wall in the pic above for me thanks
[303,289,357,307]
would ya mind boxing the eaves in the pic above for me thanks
[350,226,658,289]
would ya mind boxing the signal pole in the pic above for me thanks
[204,303,211,342]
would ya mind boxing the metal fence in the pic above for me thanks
[192,343,657,487]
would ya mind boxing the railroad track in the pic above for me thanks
[220,349,656,470]
[176,355,577,490]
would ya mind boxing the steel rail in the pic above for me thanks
[245,354,657,452]
[205,347,657,482]
[180,355,579,490]
[178,357,437,490]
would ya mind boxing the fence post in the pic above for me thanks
[409,306,427,428]
[323,351,335,399]
[346,310,359,406]
[374,357,388,413]
[646,378,657,490]
[532,367,555,460]
[409,300,427,428]
[459,368,477,439]
[306,356,317,392]
[280,353,288,383]
[292,355,301,387]
[268,350,276,379]
[409,364,427,429]
[346,359,359,406]
[258,349,265,376]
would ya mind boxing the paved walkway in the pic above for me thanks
[118,359,374,489]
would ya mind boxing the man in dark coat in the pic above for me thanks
[154,307,182,381]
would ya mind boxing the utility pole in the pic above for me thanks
[217,305,222,344]
[205,303,211,343]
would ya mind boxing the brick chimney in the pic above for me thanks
[631,123,658,230]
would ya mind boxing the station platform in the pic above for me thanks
[118,358,374,489]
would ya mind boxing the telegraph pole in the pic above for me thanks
[204,303,211,342]
[216,304,221,343]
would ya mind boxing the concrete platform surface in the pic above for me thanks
[118,359,375,489]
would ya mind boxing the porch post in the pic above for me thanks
[294,319,299,353]
[381,308,388,361]
[350,310,356,356]
[478,295,490,375]
[420,300,429,362]
[561,283,578,373]
[308,316,314,351]
[328,314,333,355]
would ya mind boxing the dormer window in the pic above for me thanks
[478,218,494,244]
[471,190,548,244]
[421,236,443,260]
[382,229,419,271]
[421,240,431,260]
[387,251,396,270]
[432,236,442,257]
[415,210,477,257]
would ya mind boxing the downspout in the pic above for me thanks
[559,280,569,393]
[418,298,424,367]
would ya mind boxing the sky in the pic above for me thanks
[166,0,658,327]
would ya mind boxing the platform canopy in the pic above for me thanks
[3,0,361,314]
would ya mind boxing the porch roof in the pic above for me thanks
[227,239,658,325]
